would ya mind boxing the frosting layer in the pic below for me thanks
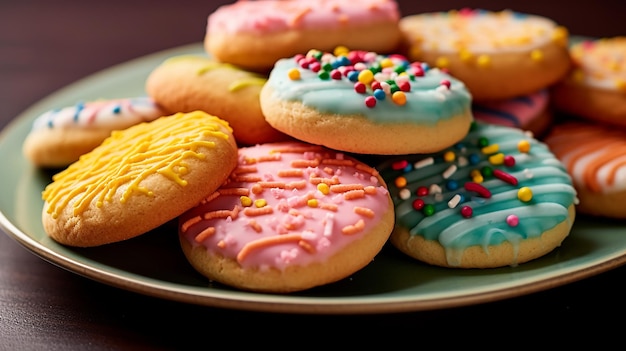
[179,142,391,271]
[264,49,472,123]
[569,37,626,91]
[30,97,164,131]
[472,89,548,129]
[378,122,577,262]
[208,0,400,34]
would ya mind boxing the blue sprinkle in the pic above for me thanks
[468,153,480,165]
[446,179,459,191]
[373,89,386,100]
[112,104,122,114]
[347,71,359,82]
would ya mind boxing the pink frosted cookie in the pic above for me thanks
[178,141,395,293]
[544,120,626,218]
[23,97,165,168]
[472,89,553,137]
[551,37,626,128]
[205,0,402,72]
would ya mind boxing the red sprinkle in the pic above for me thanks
[493,169,518,186]
[464,181,492,198]
[371,81,382,91]
[412,198,425,210]
[309,62,322,73]
[416,186,429,196]
[365,96,377,108]
[330,69,342,80]
[354,82,367,94]
[391,160,408,170]
[504,155,516,167]
[461,205,473,218]
[440,79,451,89]
[398,81,411,92]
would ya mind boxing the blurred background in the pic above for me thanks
[1,0,625,131]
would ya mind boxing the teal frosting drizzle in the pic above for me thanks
[264,51,472,123]
[378,122,577,253]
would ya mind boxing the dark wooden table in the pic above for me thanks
[1,1,625,348]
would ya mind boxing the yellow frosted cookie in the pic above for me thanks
[400,9,571,102]
[41,111,238,247]
[145,55,290,146]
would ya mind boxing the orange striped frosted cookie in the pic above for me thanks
[544,120,626,218]
[41,111,238,247]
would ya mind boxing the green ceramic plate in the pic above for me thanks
[1,43,625,315]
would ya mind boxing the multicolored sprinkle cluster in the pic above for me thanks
[388,122,534,227]
[286,46,451,108]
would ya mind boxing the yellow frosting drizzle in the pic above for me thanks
[42,111,232,218]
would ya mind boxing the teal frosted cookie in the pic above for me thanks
[378,122,578,268]
[260,48,473,155]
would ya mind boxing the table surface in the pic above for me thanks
[2,1,625,348]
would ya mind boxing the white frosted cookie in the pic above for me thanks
[42,111,238,247]
[400,9,571,102]
[23,97,165,168]
[551,36,626,128]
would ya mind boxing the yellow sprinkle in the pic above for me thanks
[470,169,481,178]
[435,56,450,68]
[392,91,407,105]
[358,70,374,84]
[489,153,505,165]
[518,187,533,202]
[481,144,499,154]
[317,183,330,195]
[518,140,531,153]
[530,50,543,62]
[240,196,252,207]
[254,199,267,208]
[443,151,456,162]
[380,58,394,68]
[552,26,569,46]
[288,68,301,80]
[476,55,490,67]
[459,49,473,62]
[306,49,320,58]
[307,199,318,208]
[333,46,349,56]
[472,174,484,183]
[395,176,407,188]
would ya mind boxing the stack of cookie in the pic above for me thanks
[22,1,581,293]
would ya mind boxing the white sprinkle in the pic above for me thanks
[443,164,457,179]
[414,157,434,168]
[399,188,411,200]
[448,194,461,208]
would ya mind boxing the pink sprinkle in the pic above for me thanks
[464,182,491,198]
[493,169,518,186]
[506,214,519,227]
